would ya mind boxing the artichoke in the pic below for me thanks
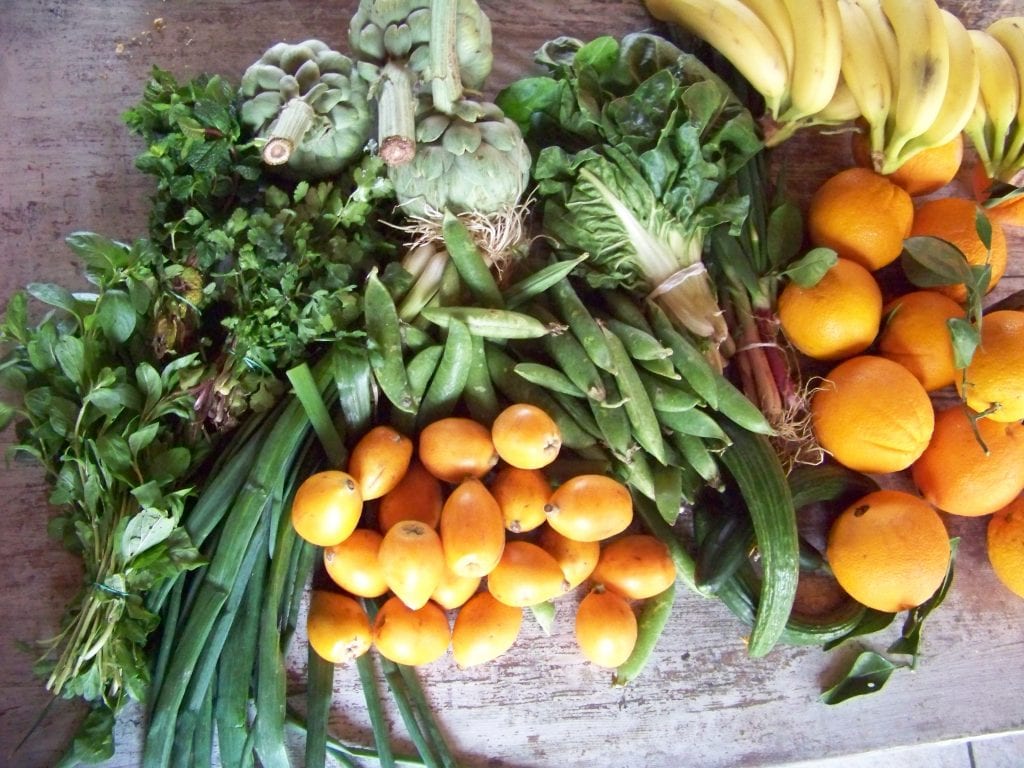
[240,39,372,178]
[390,99,531,219]
[349,0,494,164]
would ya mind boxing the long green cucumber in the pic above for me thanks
[716,418,799,657]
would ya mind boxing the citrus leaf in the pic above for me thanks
[901,236,973,287]
[947,318,981,370]
[780,247,837,288]
[822,608,895,652]
[888,537,960,663]
[820,650,903,705]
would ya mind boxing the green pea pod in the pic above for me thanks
[714,373,775,436]
[421,306,551,339]
[590,372,633,458]
[613,581,675,687]
[534,304,606,401]
[365,270,416,414]
[391,344,444,435]
[549,277,615,372]
[548,391,604,442]
[602,326,666,464]
[602,318,673,361]
[639,370,701,413]
[648,303,719,409]
[418,319,473,427]
[513,362,586,398]
[442,210,504,309]
[651,460,684,524]
[399,321,434,353]
[632,493,704,597]
[669,431,722,490]
[658,407,731,444]
[503,255,587,309]
[463,333,500,425]
[635,355,681,380]
[601,290,655,333]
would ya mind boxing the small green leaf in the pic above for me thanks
[889,537,960,663]
[781,247,837,288]
[27,282,80,314]
[55,336,87,386]
[97,290,137,343]
[974,209,993,251]
[96,434,133,473]
[529,601,556,635]
[128,423,161,455]
[65,232,134,271]
[765,201,804,269]
[901,236,973,287]
[947,318,981,370]
[820,650,903,705]
[136,363,163,412]
[58,704,116,766]
[121,508,176,561]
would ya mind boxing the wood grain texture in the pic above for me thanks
[0,2,1022,767]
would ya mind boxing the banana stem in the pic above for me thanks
[378,61,417,166]
[429,0,462,114]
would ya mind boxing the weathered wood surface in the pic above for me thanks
[1,2,1022,767]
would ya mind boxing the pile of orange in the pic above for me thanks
[781,152,1024,610]
[294,405,676,670]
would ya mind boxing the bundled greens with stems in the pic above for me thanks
[497,32,763,370]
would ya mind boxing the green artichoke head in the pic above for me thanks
[240,39,372,178]
[390,99,531,219]
[348,0,492,92]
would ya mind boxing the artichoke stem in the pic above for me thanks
[379,60,417,166]
[262,98,315,166]
[430,0,462,114]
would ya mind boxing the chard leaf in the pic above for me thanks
[820,651,904,705]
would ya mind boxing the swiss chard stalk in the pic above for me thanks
[497,33,763,369]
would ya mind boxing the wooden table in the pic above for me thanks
[1,2,1022,767]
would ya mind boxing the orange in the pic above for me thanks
[372,596,450,666]
[807,166,914,271]
[971,161,1024,228]
[987,496,1024,599]
[544,475,634,542]
[306,591,372,664]
[590,534,676,600]
[852,129,963,197]
[451,591,523,668]
[377,520,446,609]
[487,540,569,607]
[346,425,414,501]
[439,478,506,577]
[876,290,966,392]
[826,489,950,613]
[490,403,562,470]
[776,257,883,361]
[811,355,935,474]
[323,528,388,598]
[574,588,638,668]
[490,466,551,533]
[956,310,1024,423]
[377,458,443,533]
[909,197,1007,303]
[537,525,600,590]
[418,417,499,483]
[290,470,363,547]
[911,405,1024,517]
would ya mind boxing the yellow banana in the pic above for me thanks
[837,0,892,159]
[891,10,979,173]
[814,76,861,125]
[851,0,899,89]
[880,0,950,160]
[968,29,1019,171]
[644,0,790,118]
[777,0,843,122]
[738,0,796,73]
[986,17,1024,173]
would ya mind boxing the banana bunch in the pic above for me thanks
[643,0,985,173]
[967,18,1024,187]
